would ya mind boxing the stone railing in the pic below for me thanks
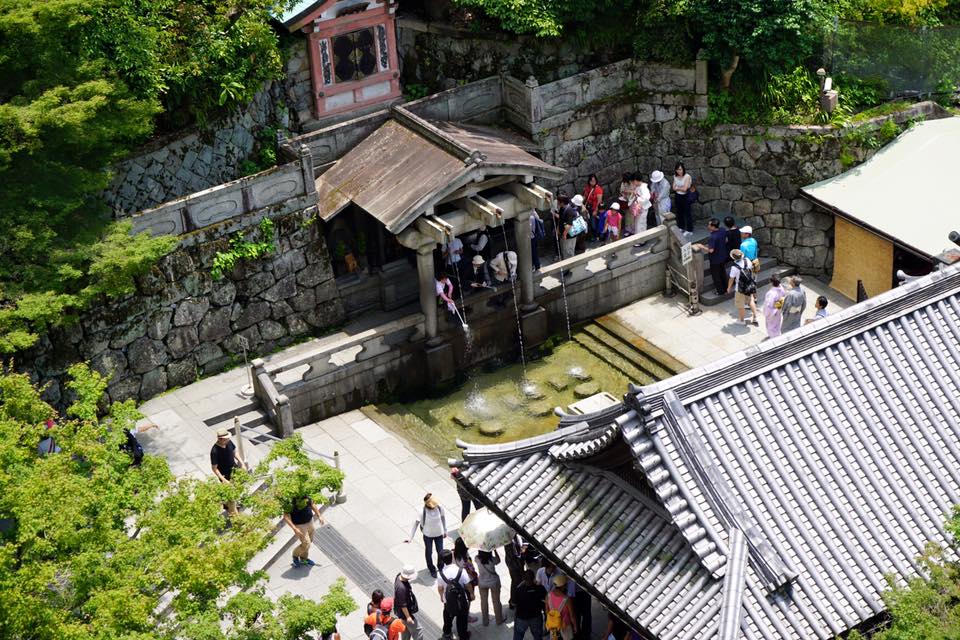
[504,58,708,135]
[126,144,316,237]
[254,313,425,433]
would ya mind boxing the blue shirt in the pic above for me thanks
[740,237,759,261]
[708,229,728,264]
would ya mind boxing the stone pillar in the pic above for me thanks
[415,243,441,346]
[513,209,537,312]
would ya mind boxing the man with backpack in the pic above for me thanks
[364,597,406,640]
[394,565,423,640]
[727,249,760,326]
[561,196,585,259]
[437,549,474,640]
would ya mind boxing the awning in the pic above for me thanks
[801,117,960,261]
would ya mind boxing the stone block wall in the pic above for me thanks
[22,208,345,408]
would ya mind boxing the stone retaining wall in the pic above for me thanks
[23,206,344,408]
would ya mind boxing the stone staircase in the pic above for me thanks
[202,399,276,446]
[572,315,688,384]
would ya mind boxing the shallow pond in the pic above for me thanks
[379,338,656,462]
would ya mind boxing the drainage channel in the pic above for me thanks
[312,525,444,639]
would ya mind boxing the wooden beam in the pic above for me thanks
[415,217,449,244]
[438,175,517,205]
[457,196,502,227]
[501,181,551,209]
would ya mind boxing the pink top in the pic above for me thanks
[605,210,622,230]
[547,591,574,628]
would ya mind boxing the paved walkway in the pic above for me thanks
[613,277,851,369]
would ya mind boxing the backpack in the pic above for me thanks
[545,596,567,632]
[368,615,392,640]
[440,568,469,616]
[122,429,144,465]
[734,262,757,296]
[569,214,587,238]
[533,215,546,242]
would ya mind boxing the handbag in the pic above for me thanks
[687,183,699,204]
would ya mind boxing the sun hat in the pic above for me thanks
[380,597,394,612]
[216,427,231,438]
[740,225,753,235]
[730,249,744,261]
[553,574,568,587]
[472,255,484,266]
[651,170,665,183]
[610,202,620,210]
[424,493,439,509]
[401,565,417,580]
[571,194,584,206]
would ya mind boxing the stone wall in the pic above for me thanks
[23,205,344,408]
[396,17,626,90]
[531,65,944,274]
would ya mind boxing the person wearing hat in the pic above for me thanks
[469,254,492,292]
[210,427,247,515]
[565,194,586,257]
[394,566,424,640]
[727,248,760,326]
[603,202,622,243]
[545,574,577,640]
[364,597,406,640]
[406,493,448,578]
[283,493,325,567]
[649,170,671,220]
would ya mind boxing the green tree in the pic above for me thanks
[451,0,643,40]
[0,364,354,639]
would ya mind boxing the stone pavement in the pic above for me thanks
[612,277,851,369]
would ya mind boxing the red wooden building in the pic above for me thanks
[280,0,402,124]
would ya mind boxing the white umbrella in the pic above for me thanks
[458,507,514,551]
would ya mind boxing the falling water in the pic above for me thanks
[498,220,528,381]
[448,237,469,327]
[551,216,574,341]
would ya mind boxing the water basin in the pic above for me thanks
[379,336,662,462]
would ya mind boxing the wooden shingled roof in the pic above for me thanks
[315,105,564,235]
[455,263,960,639]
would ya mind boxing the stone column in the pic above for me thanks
[512,209,536,312]
[415,243,441,345]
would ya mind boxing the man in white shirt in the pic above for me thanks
[535,559,575,597]
[437,550,474,640]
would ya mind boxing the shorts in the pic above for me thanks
[607,229,620,240]
[734,292,751,308]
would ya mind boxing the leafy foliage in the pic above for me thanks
[0,0,289,354]
[0,364,356,639]
[212,217,277,280]
[451,0,644,40]
[256,433,345,516]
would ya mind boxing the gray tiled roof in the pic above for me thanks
[456,264,960,639]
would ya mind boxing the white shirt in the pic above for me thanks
[470,232,488,253]
[410,505,447,539]
[438,563,472,602]
[673,173,691,194]
[535,568,576,596]
[445,238,463,265]
[729,258,752,290]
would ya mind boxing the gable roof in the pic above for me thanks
[315,106,564,234]
[455,263,960,639]
[801,117,960,261]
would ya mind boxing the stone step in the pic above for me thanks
[582,323,678,382]
[572,330,657,386]
[700,262,795,307]
[593,315,688,376]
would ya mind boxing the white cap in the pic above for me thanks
[651,170,664,183]
[571,194,584,206]
[740,225,753,235]
[610,202,620,210]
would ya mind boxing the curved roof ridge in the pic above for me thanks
[456,421,591,463]
[549,423,620,461]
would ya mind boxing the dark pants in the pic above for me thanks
[514,617,544,640]
[709,261,727,295]
[424,535,444,575]
[574,590,591,640]
[532,239,541,271]
[442,606,469,640]
[460,496,482,522]
[675,193,693,232]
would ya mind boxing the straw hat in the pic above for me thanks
[730,249,744,261]
[553,574,568,587]
[216,427,231,438]
[424,493,439,509]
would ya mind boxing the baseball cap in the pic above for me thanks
[740,225,753,235]
[571,194,584,206]
[380,597,394,612]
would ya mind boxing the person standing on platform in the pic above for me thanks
[781,276,807,333]
[406,494,448,579]
[394,566,425,640]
